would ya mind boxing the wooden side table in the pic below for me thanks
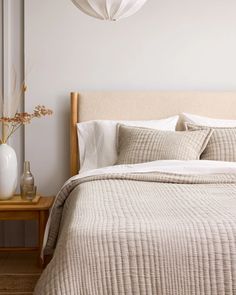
[0,195,55,267]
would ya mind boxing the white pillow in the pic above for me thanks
[182,113,236,127]
[77,116,179,173]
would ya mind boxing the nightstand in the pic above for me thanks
[0,195,55,267]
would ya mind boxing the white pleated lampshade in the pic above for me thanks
[71,0,147,21]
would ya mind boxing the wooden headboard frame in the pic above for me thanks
[70,91,236,176]
[70,92,79,176]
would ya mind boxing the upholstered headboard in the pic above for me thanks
[70,91,236,176]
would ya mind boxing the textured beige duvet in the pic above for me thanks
[35,172,236,295]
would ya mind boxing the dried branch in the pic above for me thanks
[0,105,53,144]
[0,67,53,144]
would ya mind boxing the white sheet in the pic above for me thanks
[69,159,236,184]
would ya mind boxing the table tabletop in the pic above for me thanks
[0,196,55,211]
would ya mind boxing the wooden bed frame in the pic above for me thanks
[70,92,79,176]
[70,91,236,177]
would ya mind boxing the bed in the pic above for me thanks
[34,91,236,295]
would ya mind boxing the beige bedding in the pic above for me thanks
[35,172,236,295]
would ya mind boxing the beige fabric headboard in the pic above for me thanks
[70,91,236,176]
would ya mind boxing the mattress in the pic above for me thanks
[35,161,236,295]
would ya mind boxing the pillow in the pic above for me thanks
[182,113,236,127]
[116,124,213,165]
[78,116,179,172]
[186,123,236,162]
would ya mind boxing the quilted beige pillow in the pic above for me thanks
[116,124,213,165]
[186,123,236,161]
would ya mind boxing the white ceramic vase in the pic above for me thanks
[0,144,18,200]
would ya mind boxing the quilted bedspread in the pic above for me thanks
[34,172,236,294]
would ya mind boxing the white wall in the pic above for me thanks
[25,0,236,195]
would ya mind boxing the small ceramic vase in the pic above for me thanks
[0,144,18,200]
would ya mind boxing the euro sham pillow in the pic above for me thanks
[77,116,179,172]
[186,123,236,162]
[182,113,236,127]
[116,124,213,165]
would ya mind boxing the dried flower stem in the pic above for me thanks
[5,123,22,143]
[0,105,53,144]
[1,122,7,144]
[1,75,53,144]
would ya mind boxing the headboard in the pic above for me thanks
[70,91,236,176]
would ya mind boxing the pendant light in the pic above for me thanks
[71,0,147,21]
